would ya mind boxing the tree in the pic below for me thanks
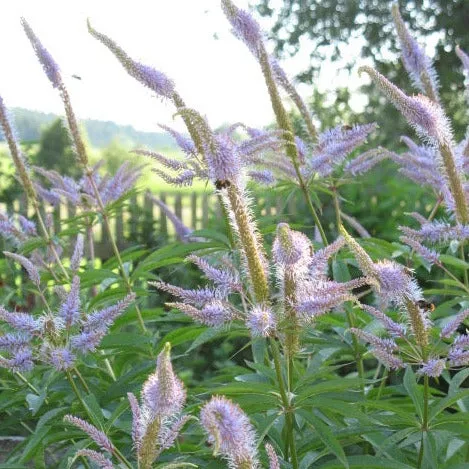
[256,0,469,142]
[35,118,80,177]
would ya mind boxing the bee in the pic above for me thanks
[416,300,435,312]
[215,179,231,190]
[342,124,353,131]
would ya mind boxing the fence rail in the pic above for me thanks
[1,190,298,259]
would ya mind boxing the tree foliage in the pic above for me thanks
[257,0,469,142]
[35,118,79,177]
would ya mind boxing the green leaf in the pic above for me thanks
[440,254,469,270]
[318,455,415,468]
[190,228,230,246]
[299,409,349,469]
[296,378,363,404]
[157,326,208,352]
[130,241,220,280]
[185,327,226,353]
[99,332,153,349]
[429,389,469,422]
[403,367,424,420]
[25,391,46,416]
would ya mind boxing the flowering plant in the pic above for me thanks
[1,2,468,468]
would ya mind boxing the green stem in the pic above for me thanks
[257,47,328,246]
[417,374,429,469]
[216,192,235,248]
[459,242,468,287]
[66,371,133,469]
[439,142,469,224]
[226,185,269,303]
[86,220,116,381]
[73,367,90,394]
[270,339,298,469]
[33,201,70,281]
[85,169,146,332]
[438,263,469,295]
[375,369,388,401]
[331,183,342,235]
[15,372,49,404]
[345,308,365,394]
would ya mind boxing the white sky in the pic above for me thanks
[0,0,365,133]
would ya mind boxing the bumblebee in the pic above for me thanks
[342,124,353,131]
[215,179,231,190]
[416,300,435,312]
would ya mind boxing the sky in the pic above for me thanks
[0,0,364,133]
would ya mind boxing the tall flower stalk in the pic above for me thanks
[21,18,146,331]
[358,67,468,224]
[0,96,70,280]
[221,0,328,245]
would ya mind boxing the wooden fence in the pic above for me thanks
[1,191,298,259]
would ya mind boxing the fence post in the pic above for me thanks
[115,207,124,249]
[202,193,209,228]
[175,193,183,222]
[129,193,139,242]
[143,192,154,245]
[191,192,197,229]
[53,204,61,235]
[158,192,168,238]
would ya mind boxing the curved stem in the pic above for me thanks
[73,367,90,394]
[85,219,116,381]
[66,371,133,469]
[417,374,429,469]
[345,307,365,394]
[33,201,70,281]
[257,47,328,246]
[85,169,146,332]
[270,339,298,469]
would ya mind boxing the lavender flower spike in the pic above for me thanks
[64,415,114,453]
[127,392,142,450]
[167,301,232,327]
[0,96,37,201]
[349,328,397,353]
[339,225,376,279]
[400,235,440,265]
[47,347,75,371]
[265,443,280,469]
[75,449,114,469]
[359,65,469,224]
[186,255,240,292]
[21,18,61,88]
[308,123,377,177]
[417,358,445,377]
[0,307,40,334]
[200,395,258,469]
[58,275,81,328]
[142,342,186,417]
[361,304,406,337]
[221,0,264,59]
[391,3,439,101]
[131,343,187,468]
[0,348,34,372]
[440,308,469,339]
[70,234,84,272]
[83,293,136,332]
[358,66,449,144]
[149,194,193,242]
[4,251,41,287]
[273,223,312,272]
[87,20,175,99]
[246,306,276,337]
